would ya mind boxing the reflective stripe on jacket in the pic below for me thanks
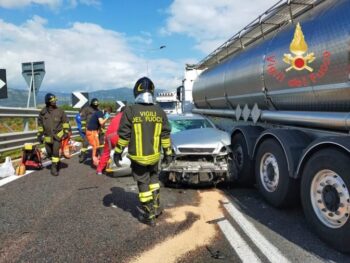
[38,106,69,141]
[116,104,171,165]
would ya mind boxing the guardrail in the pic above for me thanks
[0,107,80,154]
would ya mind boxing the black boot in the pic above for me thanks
[140,200,156,227]
[152,189,163,218]
[51,163,59,176]
[79,151,86,163]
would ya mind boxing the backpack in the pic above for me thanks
[21,143,43,170]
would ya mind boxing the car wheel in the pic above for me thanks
[301,148,350,253]
[255,138,299,207]
[232,133,254,186]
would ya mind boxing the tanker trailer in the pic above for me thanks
[191,0,350,253]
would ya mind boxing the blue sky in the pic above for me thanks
[0,0,277,93]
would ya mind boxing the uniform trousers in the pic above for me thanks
[131,161,159,192]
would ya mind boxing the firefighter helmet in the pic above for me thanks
[133,77,155,98]
[90,98,99,107]
[45,93,57,106]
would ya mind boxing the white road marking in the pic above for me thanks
[222,200,290,263]
[218,219,261,263]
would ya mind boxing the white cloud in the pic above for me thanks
[0,17,185,92]
[0,0,60,9]
[0,0,100,9]
[163,0,278,53]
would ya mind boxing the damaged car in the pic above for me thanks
[161,114,236,186]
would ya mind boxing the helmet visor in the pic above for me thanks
[135,92,154,104]
[49,96,57,103]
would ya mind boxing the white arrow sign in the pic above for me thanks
[116,100,126,112]
[73,92,88,108]
[0,79,5,90]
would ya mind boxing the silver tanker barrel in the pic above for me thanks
[193,0,350,118]
[191,0,350,254]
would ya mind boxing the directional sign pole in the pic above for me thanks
[22,61,45,131]
[32,63,37,108]
[22,61,45,109]
[26,68,32,108]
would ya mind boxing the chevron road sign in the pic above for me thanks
[116,100,127,112]
[0,69,7,99]
[72,92,89,108]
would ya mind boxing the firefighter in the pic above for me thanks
[114,77,172,226]
[79,98,99,163]
[37,93,70,176]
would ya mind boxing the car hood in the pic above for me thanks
[171,128,230,149]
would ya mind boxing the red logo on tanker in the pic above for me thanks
[266,22,331,87]
[283,23,315,72]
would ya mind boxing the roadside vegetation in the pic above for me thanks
[0,101,116,163]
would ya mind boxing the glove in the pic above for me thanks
[163,154,173,166]
[37,135,44,144]
[113,152,122,167]
[104,113,110,119]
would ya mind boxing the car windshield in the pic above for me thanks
[158,101,176,110]
[169,118,213,134]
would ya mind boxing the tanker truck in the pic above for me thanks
[191,0,350,253]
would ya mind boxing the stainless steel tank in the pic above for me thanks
[193,0,350,112]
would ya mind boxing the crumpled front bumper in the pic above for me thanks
[162,159,228,173]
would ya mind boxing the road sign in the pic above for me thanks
[72,92,89,108]
[22,61,45,92]
[0,69,7,99]
[116,100,127,112]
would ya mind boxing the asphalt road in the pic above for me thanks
[1,156,350,262]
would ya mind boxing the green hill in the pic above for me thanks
[0,87,135,108]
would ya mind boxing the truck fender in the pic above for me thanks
[296,136,350,178]
[231,126,264,159]
[253,129,311,178]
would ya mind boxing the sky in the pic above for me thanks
[0,0,277,93]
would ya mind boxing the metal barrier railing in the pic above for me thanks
[0,107,80,154]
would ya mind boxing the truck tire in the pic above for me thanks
[255,138,299,207]
[301,148,350,253]
[232,133,254,186]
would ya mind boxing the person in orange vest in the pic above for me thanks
[79,98,99,163]
[96,106,125,175]
[86,106,112,167]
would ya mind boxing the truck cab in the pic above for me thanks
[156,92,181,114]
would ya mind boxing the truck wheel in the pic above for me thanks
[255,138,298,207]
[232,133,254,186]
[301,148,350,253]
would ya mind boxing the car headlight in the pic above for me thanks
[220,146,228,153]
